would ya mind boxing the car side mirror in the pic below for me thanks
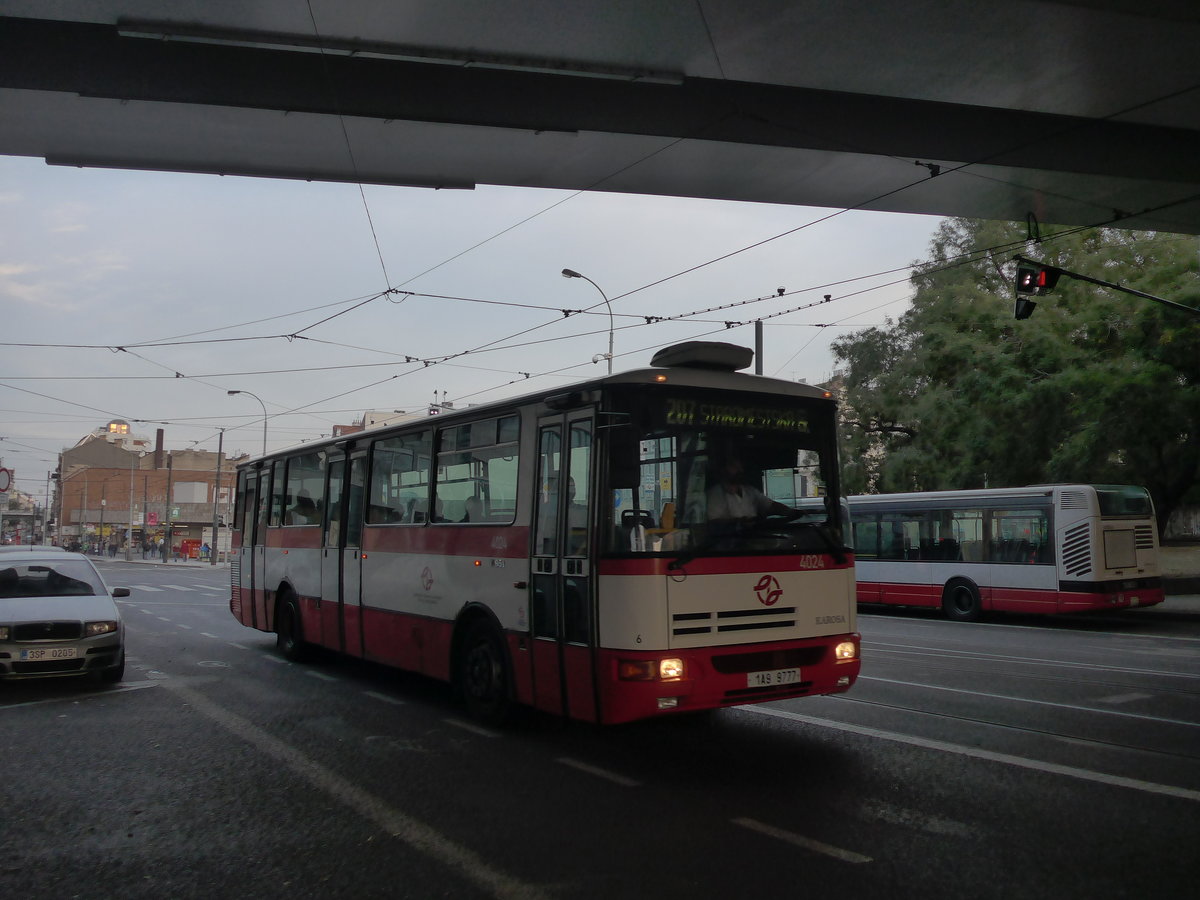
[111,586,131,598]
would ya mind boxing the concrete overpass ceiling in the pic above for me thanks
[2,1,1199,233]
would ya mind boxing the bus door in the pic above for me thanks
[530,413,598,721]
[249,465,271,629]
[321,450,367,656]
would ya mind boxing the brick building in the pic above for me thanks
[55,421,246,559]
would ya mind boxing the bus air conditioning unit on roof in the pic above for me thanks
[650,342,754,371]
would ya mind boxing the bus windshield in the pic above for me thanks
[603,385,843,558]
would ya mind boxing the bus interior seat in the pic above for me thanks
[621,509,654,548]
[659,502,676,531]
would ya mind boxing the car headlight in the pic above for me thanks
[85,621,119,637]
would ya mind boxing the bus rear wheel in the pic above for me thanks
[458,620,511,726]
[942,579,982,622]
[276,595,311,662]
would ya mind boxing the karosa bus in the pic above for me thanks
[848,484,1164,620]
[229,342,860,725]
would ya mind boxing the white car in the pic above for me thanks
[0,548,128,682]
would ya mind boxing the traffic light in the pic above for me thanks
[1015,264,1061,295]
[1014,264,1062,319]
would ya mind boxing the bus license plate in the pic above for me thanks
[19,647,78,661]
[747,667,800,688]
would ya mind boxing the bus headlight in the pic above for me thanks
[659,658,685,680]
[834,641,857,661]
[618,658,686,681]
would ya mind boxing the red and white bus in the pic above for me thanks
[229,342,860,724]
[848,484,1164,620]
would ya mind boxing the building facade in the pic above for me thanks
[56,421,245,559]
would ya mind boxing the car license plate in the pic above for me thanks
[19,647,78,661]
[747,667,800,687]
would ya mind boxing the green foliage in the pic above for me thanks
[832,218,1200,529]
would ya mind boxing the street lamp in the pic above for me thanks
[561,268,614,374]
[125,449,147,561]
[228,390,268,456]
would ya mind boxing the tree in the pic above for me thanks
[831,218,1200,531]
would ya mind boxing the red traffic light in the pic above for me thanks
[1015,265,1061,295]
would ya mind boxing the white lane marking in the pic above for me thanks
[161,585,198,592]
[161,681,547,900]
[200,633,220,639]
[861,613,1200,644]
[1098,692,1154,704]
[860,800,971,837]
[229,643,251,650]
[443,718,500,738]
[140,609,155,614]
[177,624,193,630]
[305,670,338,682]
[156,617,172,622]
[863,642,1196,681]
[133,585,166,592]
[555,757,641,788]
[0,681,159,710]
[365,691,405,706]
[743,706,1200,804]
[859,675,1200,728]
[733,817,871,864]
[262,654,287,664]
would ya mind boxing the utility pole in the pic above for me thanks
[210,429,224,566]
[164,453,173,560]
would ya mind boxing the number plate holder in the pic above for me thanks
[19,647,79,661]
[747,667,800,688]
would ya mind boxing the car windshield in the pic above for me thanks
[0,561,104,598]
[603,385,845,558]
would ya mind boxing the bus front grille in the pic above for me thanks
[672,607,797,637]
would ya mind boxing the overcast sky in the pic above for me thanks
[0,153,942,498]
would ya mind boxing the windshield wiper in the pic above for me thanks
[667,519,848,570]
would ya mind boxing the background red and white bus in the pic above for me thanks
[848,484,1164,620]
[229,342,860,725]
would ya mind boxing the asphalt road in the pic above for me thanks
[3,561,1197,899]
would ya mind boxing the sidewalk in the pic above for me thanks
[1148,590,1200,619]
[101,554,229,568]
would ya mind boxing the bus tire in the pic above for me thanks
[276,594,311,662]
[458,619,511,726]
[942,579,982,622]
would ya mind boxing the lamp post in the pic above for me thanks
[125,449,147,561]
[210,428,224,566]
[561,268,614,374]
[228,390,268,456]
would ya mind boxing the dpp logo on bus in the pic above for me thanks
[754,574,783,606]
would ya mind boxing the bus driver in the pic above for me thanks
[705,457,794,521]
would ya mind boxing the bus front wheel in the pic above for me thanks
[942,579,982,622]
[458,620,511,726]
